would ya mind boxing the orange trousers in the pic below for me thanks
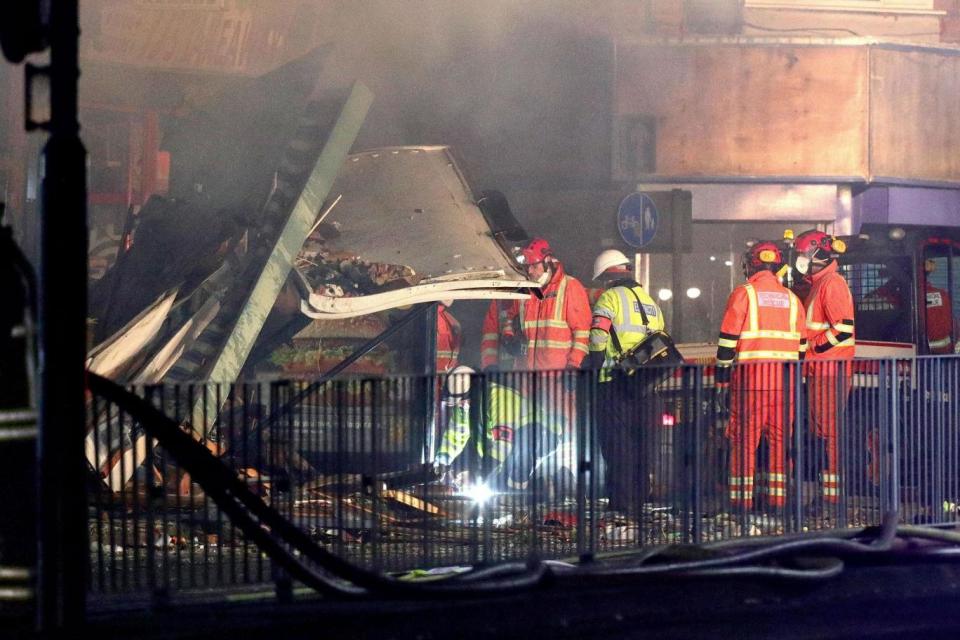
[807,373,851,503]
[726,388,789,509]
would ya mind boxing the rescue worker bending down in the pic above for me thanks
[716,242,806,511]
[585,249,665,511]
[433,366,564,492]
[792,229,855,506]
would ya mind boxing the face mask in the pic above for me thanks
[794,255,811,275]
[536,270,550,286]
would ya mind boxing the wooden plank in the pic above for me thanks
[313,491,401,525]
[870,48,960,183]
[382,489,448,517]
[189,82,372,433]
[615,43,869,179]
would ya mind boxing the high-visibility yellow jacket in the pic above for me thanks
[435,383,562,467]
[588,279,664,381]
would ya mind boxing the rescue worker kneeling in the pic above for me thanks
[716,242,806,512]
[432,366,564,494]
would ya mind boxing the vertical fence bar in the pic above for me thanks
[91,395,104,595]
[143,387,155,600]
[935,358,945,525]
[118,398,129,593]
[232,384,243,587]
[691,365,703,545]
[891,359,900,517]
[81,355,960,604]
[793,360,804,535]
[270,381,292,603]
[950,359,959,524]
[575,370,589,562]
[837,364,847,529]
[371,379,382,573]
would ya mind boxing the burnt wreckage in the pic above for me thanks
[85,79,537,495]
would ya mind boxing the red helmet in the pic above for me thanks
[744,241,783,270]
[519,238,553,265]
[794,230,841,257]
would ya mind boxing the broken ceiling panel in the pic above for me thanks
[299,146,536,318]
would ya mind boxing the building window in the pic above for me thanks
[647,221,817,344]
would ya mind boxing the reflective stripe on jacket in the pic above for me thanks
[504,263,592,370]
[436,304,461,373]
[589,280,664,381]
[480,300,513,370]
[925,282,954,354]
[436,383,562,465]
[716,270,806,389]
[803,261,855,362]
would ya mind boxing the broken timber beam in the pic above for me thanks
[189,81,374,435]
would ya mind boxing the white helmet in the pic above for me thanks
[592,249,631,280]
[445,365,475,397]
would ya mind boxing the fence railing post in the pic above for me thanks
[890,359,900,518]
[575,370,590,562]
[268,381,293,603]
[691,365,703,545]
[932,359,945,526]
[793,360,804,534]
[837,365,847,529]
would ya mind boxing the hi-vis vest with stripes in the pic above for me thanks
[803,262,855,361]
[515,272,591,369]
[590,284,664,381]
[716,271,806,388]
[925,283,953,353]
[436,306,461,373]
[717,284,803,362]
[436,383,563,466]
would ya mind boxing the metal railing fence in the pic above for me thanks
[84,356,960,606]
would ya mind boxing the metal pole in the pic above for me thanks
[890,359,900,516]
[36,0,87,630]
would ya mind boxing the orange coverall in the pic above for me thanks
[481,263,591,371]
[803,260,855,503]
[925,281,954,354]
[716,270,806,509]
[436,304,462,373]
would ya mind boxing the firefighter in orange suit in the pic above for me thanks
[716,241,807,511]
[480,300,518,371]
[436,302,462,373]
[496,238,592,371]
[923,259,955,355]
[793,229,855,505]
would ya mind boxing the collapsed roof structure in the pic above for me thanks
[84,69,538,492]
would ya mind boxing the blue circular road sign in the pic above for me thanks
[617,192,658,248]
